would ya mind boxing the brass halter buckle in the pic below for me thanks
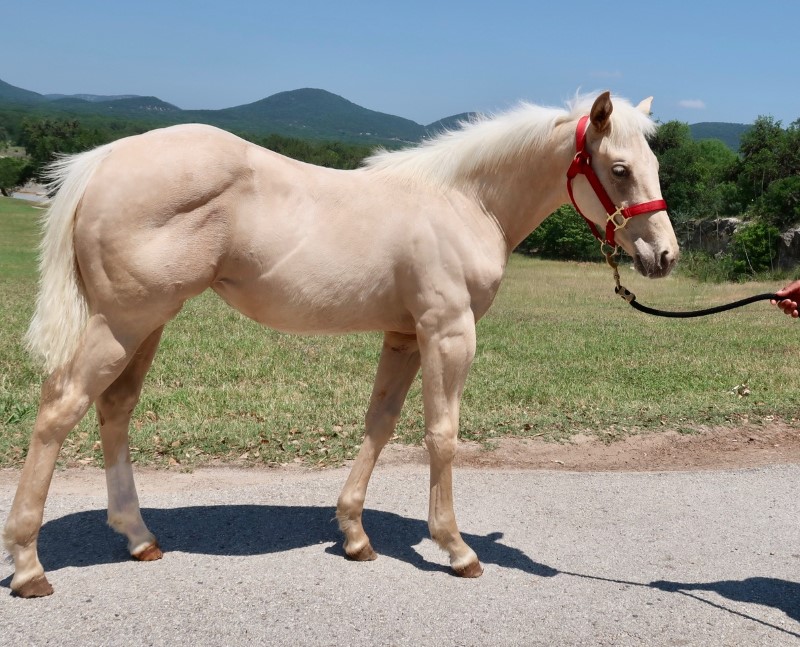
[607,208,627,231]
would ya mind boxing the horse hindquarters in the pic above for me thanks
[4,137,216,596]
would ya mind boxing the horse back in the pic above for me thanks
[72,123,506,333]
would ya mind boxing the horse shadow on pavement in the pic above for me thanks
[3,504,797,633]
[2,504,558,579]
[649,577,800,625]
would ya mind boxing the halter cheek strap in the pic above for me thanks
[566,115,667,248]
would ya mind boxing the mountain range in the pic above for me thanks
[0,77,750,149]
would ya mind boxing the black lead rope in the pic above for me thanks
[603,248,781,318]
[615,286,779,319]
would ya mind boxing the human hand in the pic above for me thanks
[771,280,800,318]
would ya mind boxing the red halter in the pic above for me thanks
[566,115,667,248]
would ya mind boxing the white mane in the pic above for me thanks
[363,93,658,189]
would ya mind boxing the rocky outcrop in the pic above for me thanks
[675,218,741,256]
[777,227,800,269]
[676,218,800,269]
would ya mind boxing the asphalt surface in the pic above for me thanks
[1,463,799,646]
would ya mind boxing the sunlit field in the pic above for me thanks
[1,197,798,468]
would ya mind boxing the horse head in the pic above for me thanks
[567,92,679,278]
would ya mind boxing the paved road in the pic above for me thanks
[1,464,799,646]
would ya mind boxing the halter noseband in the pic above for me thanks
[566,115,667,248]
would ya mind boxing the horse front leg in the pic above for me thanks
[419,311,483,577]
[337,332,420,560]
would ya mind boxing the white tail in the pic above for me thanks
[25,144,113,373]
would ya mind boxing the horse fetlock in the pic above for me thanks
[106,512,156,550]
[336,508,369,541]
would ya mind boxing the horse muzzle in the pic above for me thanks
[633,243,678,278]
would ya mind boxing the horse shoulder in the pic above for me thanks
[376,182,507,324]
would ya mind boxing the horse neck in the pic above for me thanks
[468,121,575,253]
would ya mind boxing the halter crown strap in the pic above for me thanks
[566,115,667,247]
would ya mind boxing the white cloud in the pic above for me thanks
[678,99,706,110]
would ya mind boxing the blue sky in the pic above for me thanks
[4,0,798,126]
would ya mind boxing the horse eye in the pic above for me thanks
[612,165,629,178]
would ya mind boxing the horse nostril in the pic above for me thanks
[661,249,675,269]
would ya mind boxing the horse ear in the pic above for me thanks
[590,91,613,132]
[636,96,654,116]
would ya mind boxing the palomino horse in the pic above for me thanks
[4,92,678,597]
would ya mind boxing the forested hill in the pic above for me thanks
[689,122,751,151]
[0,79,432,145]
[0,77,755,149]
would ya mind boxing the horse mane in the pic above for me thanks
[363,93,658,189]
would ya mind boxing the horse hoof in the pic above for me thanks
[14,575,54,598]
[132,542,163,562]
[454,560,484,578]
[346,542,377,562]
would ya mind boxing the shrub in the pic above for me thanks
[0,157,32,196]
[757,175,800,229]
[730,220,780,277]
[517,206,599,261]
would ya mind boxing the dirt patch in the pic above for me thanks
[1,425,799,496]
[378,422,800,472]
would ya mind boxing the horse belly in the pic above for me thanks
[212,270,415,335]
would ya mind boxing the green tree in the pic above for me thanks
[758,176,800,229]
[693,139,742,218]
[517,206,598,260]
[737,115,784,201]
[253,133,371,169]
[736,117,800,228]
[730,221,780,277]
[20,118,107,177]
[649,121,743,221]
[0,157,32,196]
[649,121,703,221]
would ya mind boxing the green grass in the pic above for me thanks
[1,195,799,468]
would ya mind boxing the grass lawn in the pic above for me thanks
[1,196,799,468]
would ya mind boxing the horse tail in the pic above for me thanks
[25,144,113,374]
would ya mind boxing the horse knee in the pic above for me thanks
[425,424,458,464]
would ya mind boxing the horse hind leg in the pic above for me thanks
[3,315,165,598]
[95,326,165,562]
[336,332,421,561]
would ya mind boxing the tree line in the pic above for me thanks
[0,115,372,195]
